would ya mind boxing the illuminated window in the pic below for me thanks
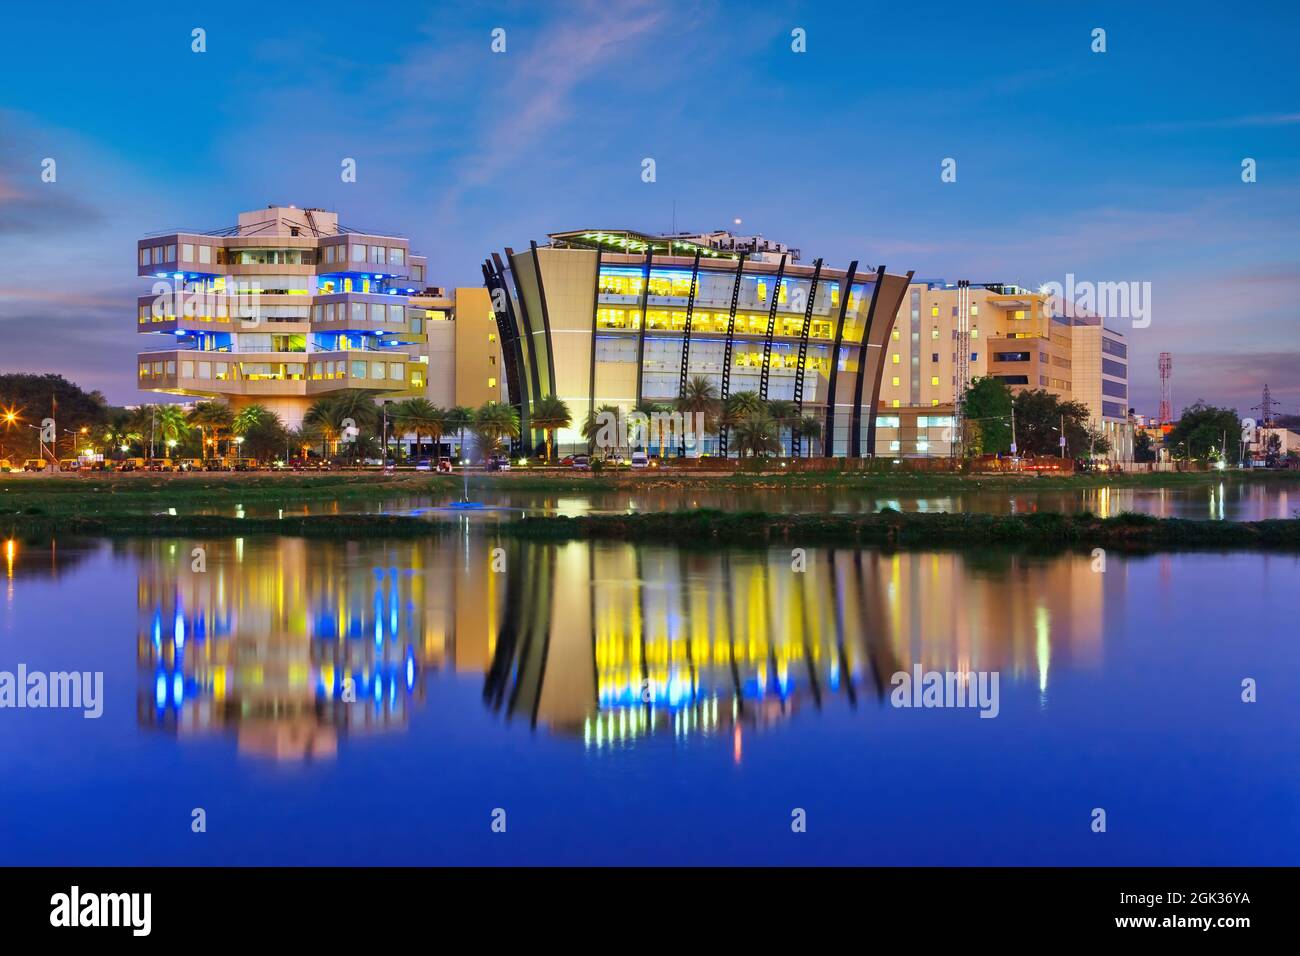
[970,304,979,316]
[931,328,939,339]
[488,377,497,388]
[198,245,212,265]
[488,333,496,342]
[971,328,979,338]
[892,399,900,408]
[930,376,939,386]
[1014,310,1025,319]
[891,376,900,386]
[930,306,939,318]
[756,281,767,302]
[182,244,194,262]
[891,353,900,365]
[891,329,900,341]
[931,398,939,406]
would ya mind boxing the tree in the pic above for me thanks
[472,401,521,460]
[232,404,267,439]
[1264,433,1283,468]
[674,375,720,455]
[530,394,572,461]
[765,399,798,457]
[393,398,448,461]
[794,415,822,458]
[732,413,781,458]
[446,405,474,461]
[239,409,288,461]
[1133,429,1156,463]
[1011,389,1105,458]
[723,390,764,457]
[304,391,377,456]
[152,405,190,456]
[188,400,233,460]
[583,403,623,456]
[1165,400,1241,464]
[0,373,109,460]
[960,377,1013,455]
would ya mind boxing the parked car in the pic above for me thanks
[571,454,590,470]
[414,457,432,472]
[630,450,649,469]
[436,459,454,474]
[23,459,47,472]
[487,455,512,472]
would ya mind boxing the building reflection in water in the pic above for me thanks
[126,535,1116,760]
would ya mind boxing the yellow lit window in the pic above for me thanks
[970,304,979,316]
[930,306,939,318]
[488,377,497,388]
[892,399,900,408]
[1014,310,1025,319]
[931,398,939,406]
[778,282,788,304]
[756,281,767,301]
[891,353,900,365]
[891,328,900,341]
[831,287,839,306]
[931,328,939,339]
[971,329,979,338]
[488,333,496,342]
[891,376,900,386]
[930,376,939,386]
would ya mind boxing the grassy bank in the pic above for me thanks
[2,467,1297,514]
[5,507,1300,552]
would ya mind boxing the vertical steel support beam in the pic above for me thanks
[718,253,748,458]
[791,258,823,457]
[822,260,858,457]
[849,266,887,458]
[758,254,788,400]
[586,249,602,450]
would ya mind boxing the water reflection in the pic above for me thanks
[125,535,1115,760]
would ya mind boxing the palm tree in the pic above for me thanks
[152,404,190,458]
[290,423,324,461]
[188,400,233,460]
[583,403,623,456]
[393,398,448,462]
[304,391,377,456]
[732,413,780,458]
[766,399,798,456]
[794,415,822,458]
[723,390,764,458]
[675,375,720,455]
[472,401,521,460]
[232,404,268,438]
[446,405,474,462]
[633,399,670,458]
[529,394,572,461]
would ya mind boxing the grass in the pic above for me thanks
[5,507,1300,553]
[3,466,1297,513]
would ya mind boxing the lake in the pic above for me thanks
[1,533,1296,865]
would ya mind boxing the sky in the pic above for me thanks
[1,0,1297,415]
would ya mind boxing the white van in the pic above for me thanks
[630,450,649,469]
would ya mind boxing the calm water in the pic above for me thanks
[1,534,1297,865]
[130,479,1300,522]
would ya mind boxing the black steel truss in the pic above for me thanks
[790,257,823,457]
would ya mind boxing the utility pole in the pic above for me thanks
[1059,413,1067,458]
[1010,405,1017,455]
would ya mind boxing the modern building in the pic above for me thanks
[409,286,505,414]
[877,280,1133,460]
[136,205,433,428]
[484,228,914,457]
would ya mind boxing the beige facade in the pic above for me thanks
[877,281,1133,460]
[409,287,505,411]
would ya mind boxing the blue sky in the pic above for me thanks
[1,0,1297,414]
